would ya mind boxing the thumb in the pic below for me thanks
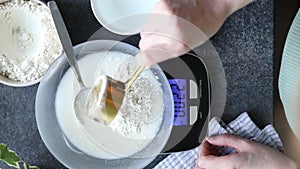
[206,134,251,152]
[135,47,177,67]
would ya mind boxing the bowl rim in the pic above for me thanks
[0,75,42,87]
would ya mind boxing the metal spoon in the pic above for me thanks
[49,1,145,124]
[48,1,90,124]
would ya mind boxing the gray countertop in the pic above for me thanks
[0,0,274,168]
[214,0,274,128]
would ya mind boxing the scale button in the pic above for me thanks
[189,80,198,99]
[190,106,198,125]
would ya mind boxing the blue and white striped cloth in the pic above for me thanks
[153,112,284,169]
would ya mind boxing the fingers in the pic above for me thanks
[197,153,237,169]
[197,138,238,169]
[205,134,251,152]
[137,35,189,66]
[197,134,254,169]
[135,47,179,67]
[199,138,212,156]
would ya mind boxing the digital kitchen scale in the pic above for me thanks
[158,52,210,153]
[72,28,210,153]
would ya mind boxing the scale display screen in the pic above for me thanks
[169,79,188,126]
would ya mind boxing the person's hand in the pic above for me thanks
[137,0,253,66]
[196,134,298,169]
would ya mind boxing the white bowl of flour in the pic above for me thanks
[0,0,62,87]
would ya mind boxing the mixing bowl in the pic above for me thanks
[35,40,174,169]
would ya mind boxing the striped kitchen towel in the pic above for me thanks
[153,112,284,169]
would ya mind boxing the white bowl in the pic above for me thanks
[0,0,62,87]
[91,0,158,35]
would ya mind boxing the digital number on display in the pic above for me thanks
[168,79,188,126]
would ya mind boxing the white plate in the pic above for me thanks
[279,8,300,140]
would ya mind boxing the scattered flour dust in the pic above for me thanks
[0,0,62,82]
[87,52,165,140]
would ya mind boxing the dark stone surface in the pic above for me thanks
[212,0,274,129]
[0,0,274,168]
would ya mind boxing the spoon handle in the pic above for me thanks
[125,65,145,91]
[48,1,85,88]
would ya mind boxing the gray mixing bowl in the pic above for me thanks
[35,40,174,169]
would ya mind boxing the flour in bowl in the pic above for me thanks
[87,52,165,139]
[109,59,165,139]
[0,0,62,82]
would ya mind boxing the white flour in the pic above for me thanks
[109,60,164,139]
[0,0,62,82]
[86,52,164,139]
